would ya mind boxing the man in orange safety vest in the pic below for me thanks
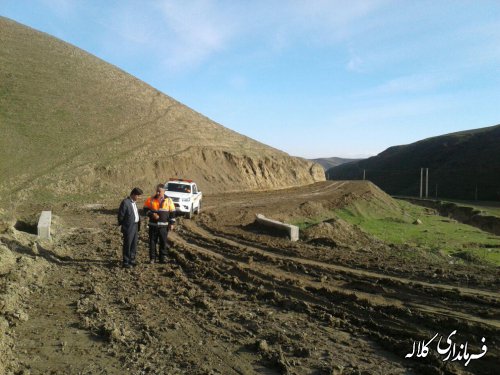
[143,183,176,264]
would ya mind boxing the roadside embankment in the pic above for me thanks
[400,198,500,236]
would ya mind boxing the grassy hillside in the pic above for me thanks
[0,17,324,208]
[327,125,500,201]
[310,157,361,171]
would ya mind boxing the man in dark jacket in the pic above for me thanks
[118,187,143,268]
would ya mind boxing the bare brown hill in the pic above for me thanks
[0,17,324,208]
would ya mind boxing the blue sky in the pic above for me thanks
[2,0,499,158]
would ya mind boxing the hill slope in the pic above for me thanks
[0,17,324,206]
[327,125,500,200]
[310,157,362,171]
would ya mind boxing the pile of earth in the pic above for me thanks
[0,223,51,374]
[301,217,374,248]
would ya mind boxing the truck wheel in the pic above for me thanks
[196,201,201,214]
[187,205,193,219]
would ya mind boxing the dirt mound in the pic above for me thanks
[302,217,373,247]
[338,182,402,219]
[294,201,326,218]
[0,228,50,374]
[258,181,402,227]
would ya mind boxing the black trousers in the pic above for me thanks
[122,223,139,265]
[148,225,169,261]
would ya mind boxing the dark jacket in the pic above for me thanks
[118,197,141,233]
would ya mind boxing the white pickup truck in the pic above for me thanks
[164,179,202,219]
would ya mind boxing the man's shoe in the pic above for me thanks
[149,259,155,264]
[158,259,167,264]
[122,263,132,269]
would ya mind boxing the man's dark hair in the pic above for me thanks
[156,183,165,190]
[130,187,143,196]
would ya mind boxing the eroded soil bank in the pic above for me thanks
[402,198,500,236]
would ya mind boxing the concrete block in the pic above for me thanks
[37,211,52,239]
[255,214,299,241]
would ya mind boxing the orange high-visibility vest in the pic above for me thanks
[144,196,175,212]
[144,196,175,225]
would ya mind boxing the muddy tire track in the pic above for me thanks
[170,216,499,374]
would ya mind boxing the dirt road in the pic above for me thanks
[2,182,499,374]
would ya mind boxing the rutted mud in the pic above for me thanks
[1,181,498,374]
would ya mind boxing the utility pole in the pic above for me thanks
[363,169,366,180]
[435,184,438,199]
[425,168,429,198]
[419,168,423,198]
[475,185,478,201]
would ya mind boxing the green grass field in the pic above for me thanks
[295,199,500,266]
[338,200,500,265]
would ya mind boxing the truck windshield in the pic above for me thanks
[166,183,191,193]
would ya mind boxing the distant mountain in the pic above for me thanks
[311,157,362,171]
[327,125,500,201]
[0,17,324,207]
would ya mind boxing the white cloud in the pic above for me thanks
[94,0,243,72]
[331,94,455,129]
[228,75,247,90]
[155,0,240,70]
[288,0,393,42]
[105,10,153,45]
[368,73,455,96]
[95,0,393,74]
[347,54,364,72]
[460,20,500,67]
[98,0,498,86]
[40,0,76,17]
